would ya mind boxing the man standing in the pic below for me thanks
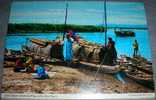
[133,39,139,57]
[102,37,117,65]
[108,37,117,62]
[63,34,74,65]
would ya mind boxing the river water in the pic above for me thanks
[5,29,152,60]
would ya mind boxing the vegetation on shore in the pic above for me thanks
[8,23,105,33]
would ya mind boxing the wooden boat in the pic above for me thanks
[80,61,119,74]
[124,56,153,74]
[4,55,119,74]
[126,71,154,89]
[4,49,25,61]
[114,28,135,37]
[115,31,135,37]
[3,61,16,68]
[120,55,154,89]
[19,38,120,74]
[29,38,48,46]
[4,55,23,61]
[23,38,103,64]
[29,38,61,47]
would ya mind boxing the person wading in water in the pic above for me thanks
[133,39,139,57]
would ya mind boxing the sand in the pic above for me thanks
[1,63,154,94]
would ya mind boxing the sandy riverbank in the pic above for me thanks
[2,63,154,94]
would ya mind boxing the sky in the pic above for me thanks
[9,1,147,27]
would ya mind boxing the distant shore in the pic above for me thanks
[8,23,148,34]
[8,23,105,33]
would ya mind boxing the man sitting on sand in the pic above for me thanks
[32,63,49,79]
[14,58,26,72]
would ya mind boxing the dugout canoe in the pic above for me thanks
[117,55,154,88]
[126,71,154,89]
[120,56,154,89]
[79,61,119,74]
[124,56,153,74]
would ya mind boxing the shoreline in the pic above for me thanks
[6,28,148,36]
[8,23,147,34]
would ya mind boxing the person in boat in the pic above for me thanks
[68,30,79,43]
[76,45,87,62]
[72,32,79,43]
[68,30,73,37]
[63,33,74,65]
[109,37,117,61]
[103,37,117,65]
[99,45,108,63]
[25,56,35,73]
[133,39,139,57]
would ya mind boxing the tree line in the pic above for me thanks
[8,23,105,33]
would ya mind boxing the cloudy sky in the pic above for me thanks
[9,1,147,26]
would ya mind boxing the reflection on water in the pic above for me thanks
[5,29,152,60]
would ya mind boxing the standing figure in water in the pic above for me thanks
[133,39,139,57]
[63,33,74,65]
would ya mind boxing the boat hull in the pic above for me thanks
[115,31,135,37]
[24,38,102,63]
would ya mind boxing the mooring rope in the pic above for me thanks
[86,0,108,91]
[94,0,108,84]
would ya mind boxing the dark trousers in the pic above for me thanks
[133,49,138,57]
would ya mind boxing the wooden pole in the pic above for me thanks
[104,0,107,46]
[63,3,68,40]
